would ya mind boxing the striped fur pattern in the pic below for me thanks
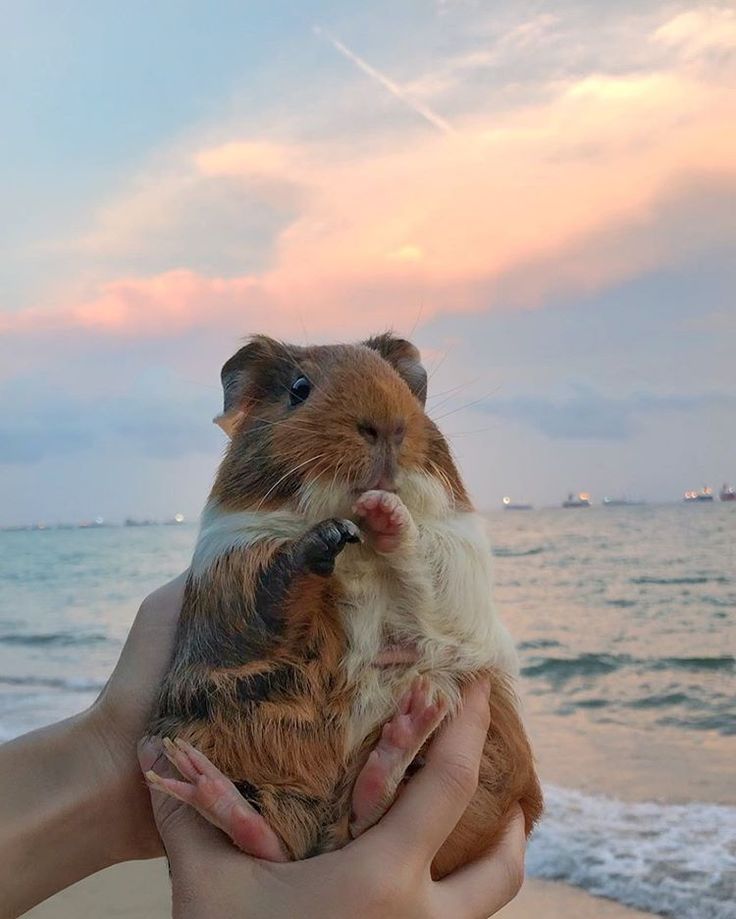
[149,334,542,870]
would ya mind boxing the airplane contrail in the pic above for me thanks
[313,26,454,135]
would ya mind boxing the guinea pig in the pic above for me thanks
[146,332,542,877]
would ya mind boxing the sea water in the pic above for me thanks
[0,504,734,917]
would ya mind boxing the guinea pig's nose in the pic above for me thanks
[357,422,379,444]
[357,421,406,446]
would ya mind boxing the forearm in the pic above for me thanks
[0,709,131,918]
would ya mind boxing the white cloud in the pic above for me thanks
[654,6,736,59]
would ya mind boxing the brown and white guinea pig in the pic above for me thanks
[148,332,542,877]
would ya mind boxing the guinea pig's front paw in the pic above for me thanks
[300,518,362,577]
[353,490,414,553]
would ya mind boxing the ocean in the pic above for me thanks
[1,504,734,918]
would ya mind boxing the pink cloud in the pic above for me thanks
[5,41,736,347]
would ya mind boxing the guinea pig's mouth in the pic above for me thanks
[352,485,397,497]
[352,475,399,495]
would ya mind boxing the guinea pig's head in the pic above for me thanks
[211,333,467,516]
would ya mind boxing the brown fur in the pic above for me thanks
[149,333,541,867]
[150,542,354,858]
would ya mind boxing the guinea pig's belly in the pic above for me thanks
[337,569,476,746]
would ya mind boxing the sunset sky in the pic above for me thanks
[1,1,735,523]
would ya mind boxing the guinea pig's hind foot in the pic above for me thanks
[146,738,287,862]
[349,676,446,838]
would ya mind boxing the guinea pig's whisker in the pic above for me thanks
[430,387,502,424]
[256,454,327,510]
[249,415,323,432]
[444,426,499,438]
[428,461,454,501]
[426,379,478,413]
[426,346,454,382]
[329,457,346,495]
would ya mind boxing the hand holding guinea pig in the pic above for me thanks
[145,333,542,876]
[143,681,527,919]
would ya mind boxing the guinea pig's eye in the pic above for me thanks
[289,376,312,407]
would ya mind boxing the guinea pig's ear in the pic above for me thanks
[364,333,428,406]
[214,335,280,437]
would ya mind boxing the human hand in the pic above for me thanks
[144,679,526,919]
[86,571,187,861]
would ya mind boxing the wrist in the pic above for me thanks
[83,700,163,862]
[0,711,129,916]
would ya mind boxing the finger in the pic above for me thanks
[153,786,234,866]
[372,677,491,864]
[138,735,167,774]
[435,805,527,919]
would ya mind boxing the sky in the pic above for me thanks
[1,0,735,523]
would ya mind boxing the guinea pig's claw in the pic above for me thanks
[343,519,363,544]
[300,517,363,576]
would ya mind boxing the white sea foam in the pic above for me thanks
[528,785,736,919]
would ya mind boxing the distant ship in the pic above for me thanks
[562,492,591,508]
[502,497,533,511]
[164,513,186,525]
[720,484,736,502]
[683,488,714,503]
[78,517,106,529]
[602,497,645,507]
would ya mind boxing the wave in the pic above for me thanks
[528,785,736,919]
[631,575,729,586]
[522,652,735,683]
[0,675,105,692]
[0,631,108,647]
[657,714,736,736]
[653,656,735,673]
[517,639,562,651]
[522,653,627,681]
[492,545,545,557]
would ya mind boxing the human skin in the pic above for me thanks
[0,574,186,919]
[0,574,526,919]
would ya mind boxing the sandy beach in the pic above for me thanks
[24,859,653,919]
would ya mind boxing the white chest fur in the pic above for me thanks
[335,508,518,743]
[193,476,518,747]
